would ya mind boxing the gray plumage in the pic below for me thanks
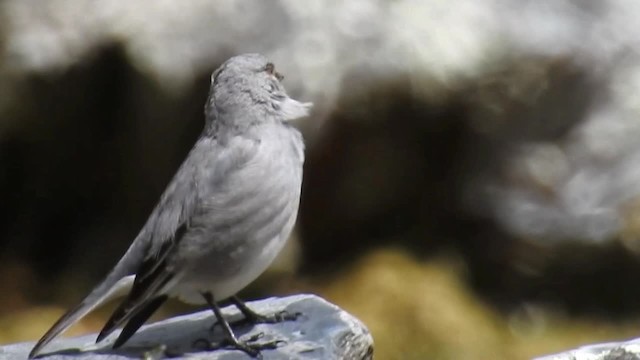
[29,53,312,359]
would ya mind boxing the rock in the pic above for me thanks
[0,294,373,360]
[535,337,640,360]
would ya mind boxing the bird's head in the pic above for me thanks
[206,53,312,125]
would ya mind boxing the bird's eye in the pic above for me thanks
[265,63,284,81]
[265,63,275,75]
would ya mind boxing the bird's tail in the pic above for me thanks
[28,241,146,359]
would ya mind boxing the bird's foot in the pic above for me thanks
[230,296,301,325]
[193,332,282,359]
[211,310,300,330]
[241,310,301,325]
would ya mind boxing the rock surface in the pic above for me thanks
[0,294,373,360]
[535,337,640,360]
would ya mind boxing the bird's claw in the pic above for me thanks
[193,331,280,358]
[270,310,301,323]
[236,310,302,326]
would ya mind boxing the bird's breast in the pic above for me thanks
[171,125,303,301]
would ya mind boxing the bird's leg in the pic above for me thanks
[231,296,300,324]
[200,292,278,358]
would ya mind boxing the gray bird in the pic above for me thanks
[29,53,312,359]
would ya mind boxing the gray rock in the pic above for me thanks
[534,337,640,360]
[1,294,374,360]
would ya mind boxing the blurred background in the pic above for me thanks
[3,0,640,359]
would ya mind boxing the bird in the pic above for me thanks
[29,53,312,359]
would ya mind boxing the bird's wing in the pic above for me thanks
[94,224,186,345]
[96,135,261,346]
[29,136,254,358]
